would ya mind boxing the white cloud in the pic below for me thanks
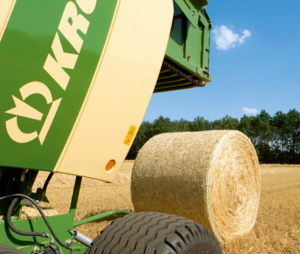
[212,25,251,50]
[243,107,259,115]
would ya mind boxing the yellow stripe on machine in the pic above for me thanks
[0,0,16,42]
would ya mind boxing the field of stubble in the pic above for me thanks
[29,163,300,253]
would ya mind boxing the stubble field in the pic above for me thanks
[29,163,300,253]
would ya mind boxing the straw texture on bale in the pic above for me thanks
[131,130,260,243]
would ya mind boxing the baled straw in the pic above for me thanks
[21,206,59,220]
[131,130,260,243]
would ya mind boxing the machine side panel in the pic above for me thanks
[53,0,174,182]
[0,0,118,171]
[165,2,212,83]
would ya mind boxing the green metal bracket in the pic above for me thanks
[190,0,209,10]
[0,214,76,254]
[73,210,132,228]
[174,0,210,28]
[164,1,212,85]
[174,0,199,27]
[70,177,82,218]
[0,175,132,253]
[28,188,49,204]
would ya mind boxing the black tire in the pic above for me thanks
[85,212,222,254]
[0,245,27,254]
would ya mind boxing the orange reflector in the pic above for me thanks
[106,160,116,171]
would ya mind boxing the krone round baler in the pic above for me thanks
[0,0,258,253]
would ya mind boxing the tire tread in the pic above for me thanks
[85,212,222,254]
[0,245,27,254]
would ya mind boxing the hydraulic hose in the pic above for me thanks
[1,194,71,250]
[43,173,53,193]
[40,172,54,201]
[7,198,44,237]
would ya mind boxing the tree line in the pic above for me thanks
[127,109,300,164]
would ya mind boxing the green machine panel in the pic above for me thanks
[0,0,118,172]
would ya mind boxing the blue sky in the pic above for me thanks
[143,0,300,122]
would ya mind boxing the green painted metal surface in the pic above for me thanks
[190,0,209,9]
[173,0,199,27]
[166,2,212,83]
[0,0,212,252]
[173,0,209,27]
[0,176,81,253]
[0,214,87,254]
[73,210,132,228]
[70,177,82,217]
[0,0,118,172]
[0,176,132,253]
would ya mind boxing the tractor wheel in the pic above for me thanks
[0,245,27,254]
[85,212,222,254]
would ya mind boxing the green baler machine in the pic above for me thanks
[0,0,222,253]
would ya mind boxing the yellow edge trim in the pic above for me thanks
[0,0,16,42]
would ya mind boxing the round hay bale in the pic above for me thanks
[131,130,260,243]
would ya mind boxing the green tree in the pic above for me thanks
[172,119,191,132]
[239,110,273,163]
[127,110,300,163]
[272,109,300,163]
[211,115,239,130]
[286,109,300,163]
[272,111,289,162]
[190,116,210,131]
[152,115,174,134]
[222,115,239,130]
